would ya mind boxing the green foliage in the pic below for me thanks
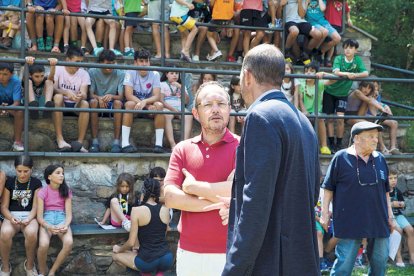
[349,0,414,69]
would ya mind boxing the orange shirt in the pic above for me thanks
[212,0,235,20]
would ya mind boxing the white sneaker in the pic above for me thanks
[24,260,38,276]
[192,55,199,62]
[12,141,24,152]
[275,19,283,28]
[93,47,104,56]
[206,50,222,61]
[237,56,243,64]
[266,23,275,34]
[396,262,405,268]
[0,263,12,276]
[122,219,131,232]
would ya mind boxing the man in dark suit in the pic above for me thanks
[223,44,321,275]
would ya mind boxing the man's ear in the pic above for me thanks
[192,107,200,122]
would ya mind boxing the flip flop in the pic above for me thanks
[70,141,83,152]
[57,145,71,152]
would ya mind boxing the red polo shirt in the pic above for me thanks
[165,129,239,253]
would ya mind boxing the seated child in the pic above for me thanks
[25,56,58,119]
[98,173,136,232]
[0,62,24,151]
[0,8,20,49]
[170,0,198,62]
[160,69,192,149]
[53,46,90,152]
[389,169,414,267]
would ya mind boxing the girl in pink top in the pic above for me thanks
[37,164,73,276]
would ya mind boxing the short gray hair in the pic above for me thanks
[242,44,285,87]
[193,81,230,108]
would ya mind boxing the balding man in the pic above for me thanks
[164,81,239,276]
[223,44,320,275]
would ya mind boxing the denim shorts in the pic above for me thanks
[44,210,66,226]
[395,214,411,229]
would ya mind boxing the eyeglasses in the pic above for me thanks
[356,157,378,186]
[197,101,229,110]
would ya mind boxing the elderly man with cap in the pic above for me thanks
[321,121,394,276]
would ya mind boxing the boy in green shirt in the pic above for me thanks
[299,61,336,155]
[123,0,142,56]
[323,39,369,152]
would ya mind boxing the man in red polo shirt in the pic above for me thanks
[164,81,239,276]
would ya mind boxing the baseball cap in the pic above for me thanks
[350,121,383,144]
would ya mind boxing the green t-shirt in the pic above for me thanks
[124,0,142,13]
[325,55,367,97]
[299,79,325,113]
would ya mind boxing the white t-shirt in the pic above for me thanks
[285,0,308,23]
[54,66,91,103]
[170,0,191,17]
[123,70,161,100]
[160,81,188,111]
[281,79,299,103]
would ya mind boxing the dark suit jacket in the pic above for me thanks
[223,91,320,276]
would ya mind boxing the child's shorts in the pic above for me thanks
[148,0,170,22]
[170,15,196,32]
[125,12,140,27]
[315,221,325,235]
[44,210,66,226]
[395,214,411,229]
[111,214,130,227]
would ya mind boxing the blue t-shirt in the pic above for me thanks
[322,149,390,239]
[305,0,329,25]
[0,0,20,7]
[0,75,21,104]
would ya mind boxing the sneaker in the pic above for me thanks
[207,50,223,61]
[124,49,134,57]
[122,219,131,232]
[111,144,122,153]
[300,52,311,65]
[396,262,405,268]
[180,52,192,62]
[227,55,236,62]
[320,259,330,272]
[45,36,53,52]
[28,100,39,119]
[390,148,402,155]
[275,19,283,28]
[153,145,166,153]
[43,101,55,119]
[63,44,69,54]
[266,23,275,34]
[354,256,364,268]
[192,55,200,62]
[285,52,295,64]
[36,38,45,51]
[89,143,100,153]
[93,46,104,56]
[121,144,137,153]
[111,48,123,56]
[0,263,12,276]
[81,47,89,55]
[24,260,38,276]
[12,141,24,152]
[237,56,243,64]
[320,146,332,155]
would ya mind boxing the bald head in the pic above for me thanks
[242,44,285,87]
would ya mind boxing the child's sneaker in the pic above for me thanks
[122,219,131,232]
[207,50,223,61]
[37,38,45,51]
[28,100,40,119]
[63,44,69,54]
[45,36,53,52]
[275,19,283,28]
[300,52,311,65]
[111,49,123,56]
[227,55,236,62]
[266,23,275,34]
[192,55,200,62]
[12,141,24,152]
[24,260,38,276]
[124,49,134,57]
[237,56,243,64]
[285,52,295,64]
[320,259,330,272]
[93,47,104,56]
[320,146,332,155]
